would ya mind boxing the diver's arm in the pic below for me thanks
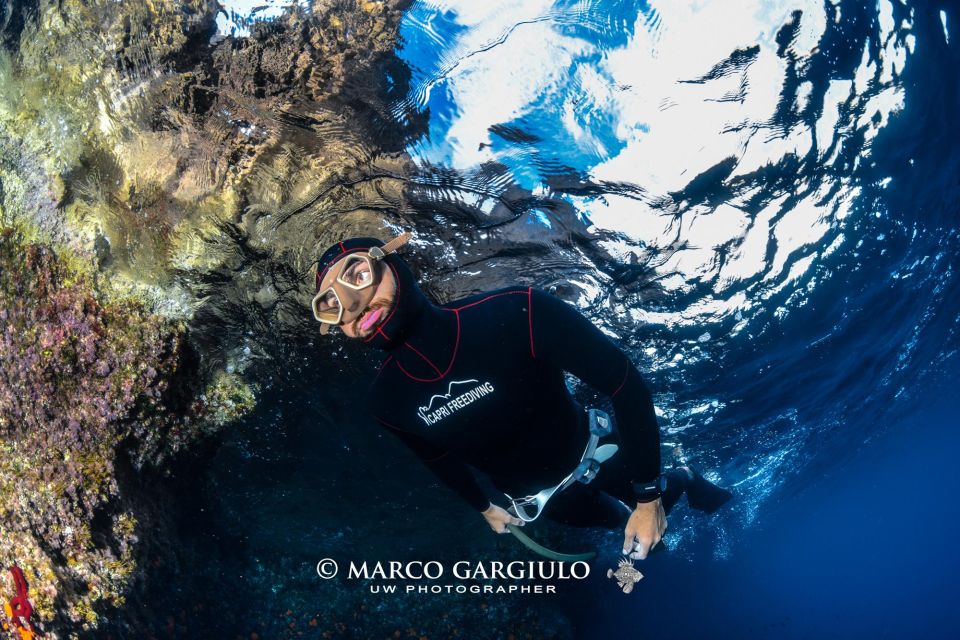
[527,287,662,490]
[374,417,491,512]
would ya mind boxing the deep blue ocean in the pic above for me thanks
[389,2,960,634]
[165,1,960,638]
[561,365,960,639]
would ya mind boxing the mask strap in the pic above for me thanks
[316,232,410,336]
[370,231,411,260]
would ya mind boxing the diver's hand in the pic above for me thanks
[623,498,667,560]
[481,503,525,534]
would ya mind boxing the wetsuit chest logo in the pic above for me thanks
[417,379,496,426]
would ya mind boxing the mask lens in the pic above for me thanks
[336,255,377,290]
[312,288,342,323]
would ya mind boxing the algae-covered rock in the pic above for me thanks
[0,225,254,636]
[0,0,415,636]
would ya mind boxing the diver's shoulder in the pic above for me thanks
[444,285,531,312]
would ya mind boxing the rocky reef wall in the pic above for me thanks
[0,1,416,636]
[0,224,255,633]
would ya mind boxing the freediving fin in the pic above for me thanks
[686,470,733,514]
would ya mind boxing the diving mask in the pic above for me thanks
[312,232,411,334]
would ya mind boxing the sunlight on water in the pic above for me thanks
[395,0,927,552]
[399,0,909,326]
[217,0,311,38]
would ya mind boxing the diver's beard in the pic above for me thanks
[353,297,395,335]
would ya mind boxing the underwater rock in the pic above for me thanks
[207,0,409,101]
[0,226,255,636]
[1,0,417,353]
[0,0,415,636]
[0,0,37,52]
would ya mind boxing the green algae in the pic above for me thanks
[200,370,259,431]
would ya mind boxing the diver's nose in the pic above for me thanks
[343,293,363,315]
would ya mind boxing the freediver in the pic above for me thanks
[311,233,732,561]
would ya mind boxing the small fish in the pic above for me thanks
[607,557,643,593]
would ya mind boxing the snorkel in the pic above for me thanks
[505,524,597,562]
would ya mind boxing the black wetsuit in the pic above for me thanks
[348,243,666,528]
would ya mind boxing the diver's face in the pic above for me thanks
[335,259,397,339]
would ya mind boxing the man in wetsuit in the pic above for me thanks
[312,234,731,560]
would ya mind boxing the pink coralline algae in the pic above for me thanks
[0,227,245,634]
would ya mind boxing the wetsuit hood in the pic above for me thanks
[314,235,427,350]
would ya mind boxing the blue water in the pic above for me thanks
[561,364,960,639]
[199,1,960,638]
[391,0,960,636]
